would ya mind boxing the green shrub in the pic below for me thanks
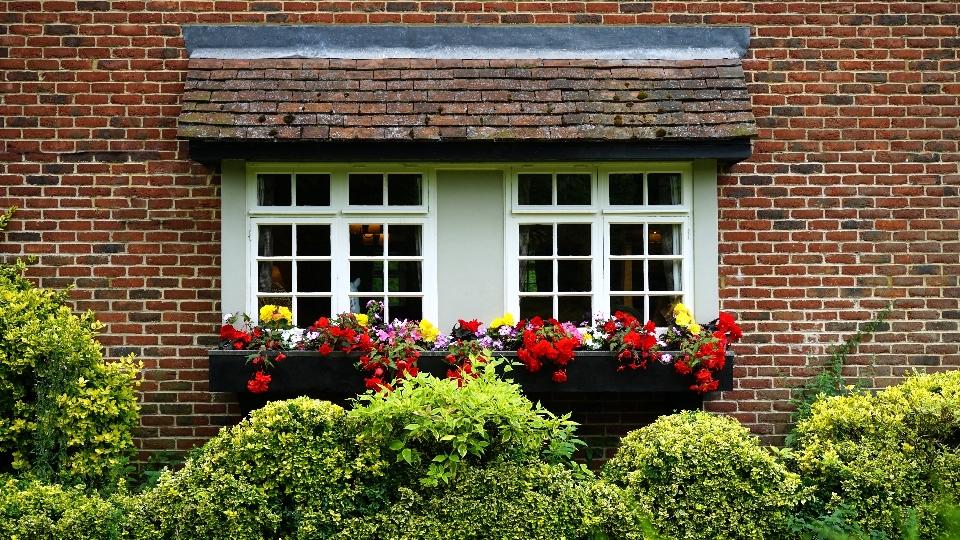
[788,370,960,538]
[0,260,141,488]
[604,410,801,540]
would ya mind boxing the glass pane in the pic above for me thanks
[296,174,331,206]
[388,296,422,321]
[557,224,590,256]
[648,260,682,292]
[258,261,291,293]
[257,174,291,206]
[519,224,552,256]
[609,295,643,321]
[650,295,682,326]
[297,261,331,293]
[387,174,422,206]
[556,173,591,205]
[297,297,331,327]
[609,224,645,256]
[558,296,592,324]
[648,224,681,256]
[258,225,292,257]
[388,261,422,292]
[609,173,643,205]
[349,174,383,205]
[520,296,552,320]
[388,225,421,256]
[349,261,384,292]
[258,295,291,311]
[297,225,330,256]
[557,260,591,292]
[648,173,681,205]
[349,223,384,256]
[610,260,644,292]
[517,174,552,205]
[519,260,553,293]
[350,296,383,315]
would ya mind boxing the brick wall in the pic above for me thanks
[1,1,957,456]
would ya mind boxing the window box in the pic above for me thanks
[208,349,734,415]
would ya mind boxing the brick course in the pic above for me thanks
[1,1,958,456]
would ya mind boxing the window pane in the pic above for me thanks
[296,174,331,206]
[556,174,591,205]
[257,174,291,206]
[297,225,330,256]
[557,260,591,292]
[558,296,591,324]
[351,296,383,314]
[349,174,383,205]
[609,295,643,321]
[648,260,682,292]
[518,174,552,205]
[388,261,422,292]
[349,261,383,292]
[610,260,644,292]
[258,225,292,257]
[349,223,384,256]
[648,173,681,205]
[519,224,553,256]
[609,224,644,256]
[557,224,590,256]
[297,297,331,327]
[297,261,331,293]
[388,225,421,256]
[519,296,552,320]
[650,295,682,326]
[519,260,553,292]
[648,224,681,256]
[387,174,422,206]
[609,173,643,205]
[388,296,422,321]
[258,261,291,293]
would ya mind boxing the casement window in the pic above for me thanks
[221,161,718,329]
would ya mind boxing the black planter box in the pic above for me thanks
[209,349,734,416]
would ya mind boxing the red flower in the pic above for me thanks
[275,352,286,363]
[551,370,568,383]
[458,319,482,333]
[604,321,617,334]
[529,316,544,328]
[247,371,271,393]
[253,328,262,338]
[674,359,692,375]
[316,317,329,328]
[319,343,333,355]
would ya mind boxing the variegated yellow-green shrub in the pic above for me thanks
[787,370,960,538]
[603,410,802,540]
[0,260,141,488]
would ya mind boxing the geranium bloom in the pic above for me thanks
[319,343,333,355]
[247,371,271,393]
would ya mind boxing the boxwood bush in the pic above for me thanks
[788,370,960,538]
[603,410,802,540]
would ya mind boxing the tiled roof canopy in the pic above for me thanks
[179,58,756,143]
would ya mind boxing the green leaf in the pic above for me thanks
[401,448,413,464]
[404,423,420,431]
[440,434,455,442]
[388,440,404,451]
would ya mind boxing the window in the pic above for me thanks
[244,166,436,326]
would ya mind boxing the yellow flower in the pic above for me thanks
[419,319,440,342]
[490,317,503,329]
[688,323,701,335]
[356,314,369,327]
[673,303,689,317]
[582,332,593,343]
[491,312,515,329]
[675,312,691,327]
[502,312,515,327]
[259,305,292,325]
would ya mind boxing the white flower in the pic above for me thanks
[280,328,304,348]
[222,313,233,323]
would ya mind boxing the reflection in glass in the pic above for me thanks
[349,223,384,256]
[648,173,681,205]
[557,260,591,292]
[520,296,552,320]
[519,224,552,256]
[388,296,422,321]
[609,173,643,205]
[609,295,643,321]
[349,174,383,205]
[297,297,331,327]
[297,261,331,293]
[257,174,291,206]
[609,224,645,255]
[296,174,330,206]
[349,261,384,292]
[647,224,681,256]
[610,260,644,292]
[258,225,291,257]
[387,174,422,206]
[297,225,330,256]
[388,225,421,256]
[650,296,682,326]
[556,174,591,205]
[518,174,552,205]
[388,261,422,292]
[258,261,291,293]
[519,260,553,293]
[557,224,590,256]
[648,260,682,292]
[558,296,591,324]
